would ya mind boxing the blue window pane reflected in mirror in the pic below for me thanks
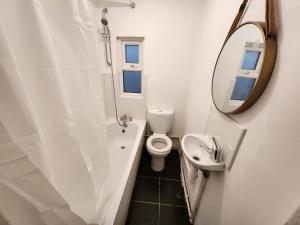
[241,51,261,70]
[231,76,256,101]
[125,45,139,64]
[123,71,141,93]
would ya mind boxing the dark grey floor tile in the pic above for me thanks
[141,148,150,161]
[126,201,158,225]
[137,160,160,178]
[159,205,191,225]
[160,179,186,206]
[131,177,159,203]
[165,149,180,163]
[161,162,181,180]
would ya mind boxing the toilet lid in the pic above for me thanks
[147,134,172,154]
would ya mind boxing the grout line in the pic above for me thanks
[131,200,187,208]
[137,175,181,182]
[137,175,160,180]
[132,200,158,205]
[133,154,189,224]
[161,203,187,208]
[160,177,181,182]
[158,173,161,225]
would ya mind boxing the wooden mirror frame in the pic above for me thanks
[212,0,277,114]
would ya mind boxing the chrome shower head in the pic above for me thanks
[129,1,136,9]
[101,18,108,25]
[101,8,108,25]
[100,8,110,38]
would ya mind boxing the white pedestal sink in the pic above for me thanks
[181,134,225,172]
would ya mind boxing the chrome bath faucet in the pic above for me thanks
[120,115,132,128]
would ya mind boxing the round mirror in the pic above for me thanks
[212,22,275,114]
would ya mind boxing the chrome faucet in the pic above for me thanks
[211,137,221,163]
[200,136,221,162]
[120,114,132,128]
[200,142,212,153]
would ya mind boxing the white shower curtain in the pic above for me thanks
[0,0,111,223]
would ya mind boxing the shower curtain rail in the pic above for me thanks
[89,0,136,9]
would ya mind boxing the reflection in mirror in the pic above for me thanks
[212,23,265,113]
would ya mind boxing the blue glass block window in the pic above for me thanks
[125,45,139,64]
[123,71,141,93]
[241,51,261,70]
[231,76,256,101]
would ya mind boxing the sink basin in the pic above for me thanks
[181,134,225,171]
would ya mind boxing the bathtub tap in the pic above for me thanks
[120,115,132,128]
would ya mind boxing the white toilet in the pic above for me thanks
[146,108,174,171]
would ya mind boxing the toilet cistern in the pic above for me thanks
[146,108,174,171]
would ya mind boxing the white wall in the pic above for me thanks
[184,1,300,225]
[97,0,202,136]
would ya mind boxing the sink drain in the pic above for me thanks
[121,146,126,149]
[192,156,200,161]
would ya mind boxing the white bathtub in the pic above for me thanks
[103,118,146,225]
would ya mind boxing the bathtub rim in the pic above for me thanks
[103,118,146,225]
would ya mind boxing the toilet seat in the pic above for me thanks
[146,134,172,156]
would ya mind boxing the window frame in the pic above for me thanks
[122,42,142,67]
[118,38,144,99]
[225,42,265,108]
[121,70,142,94]
[239,42,265,76]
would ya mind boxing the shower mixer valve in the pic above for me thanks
[120,115,132,128]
